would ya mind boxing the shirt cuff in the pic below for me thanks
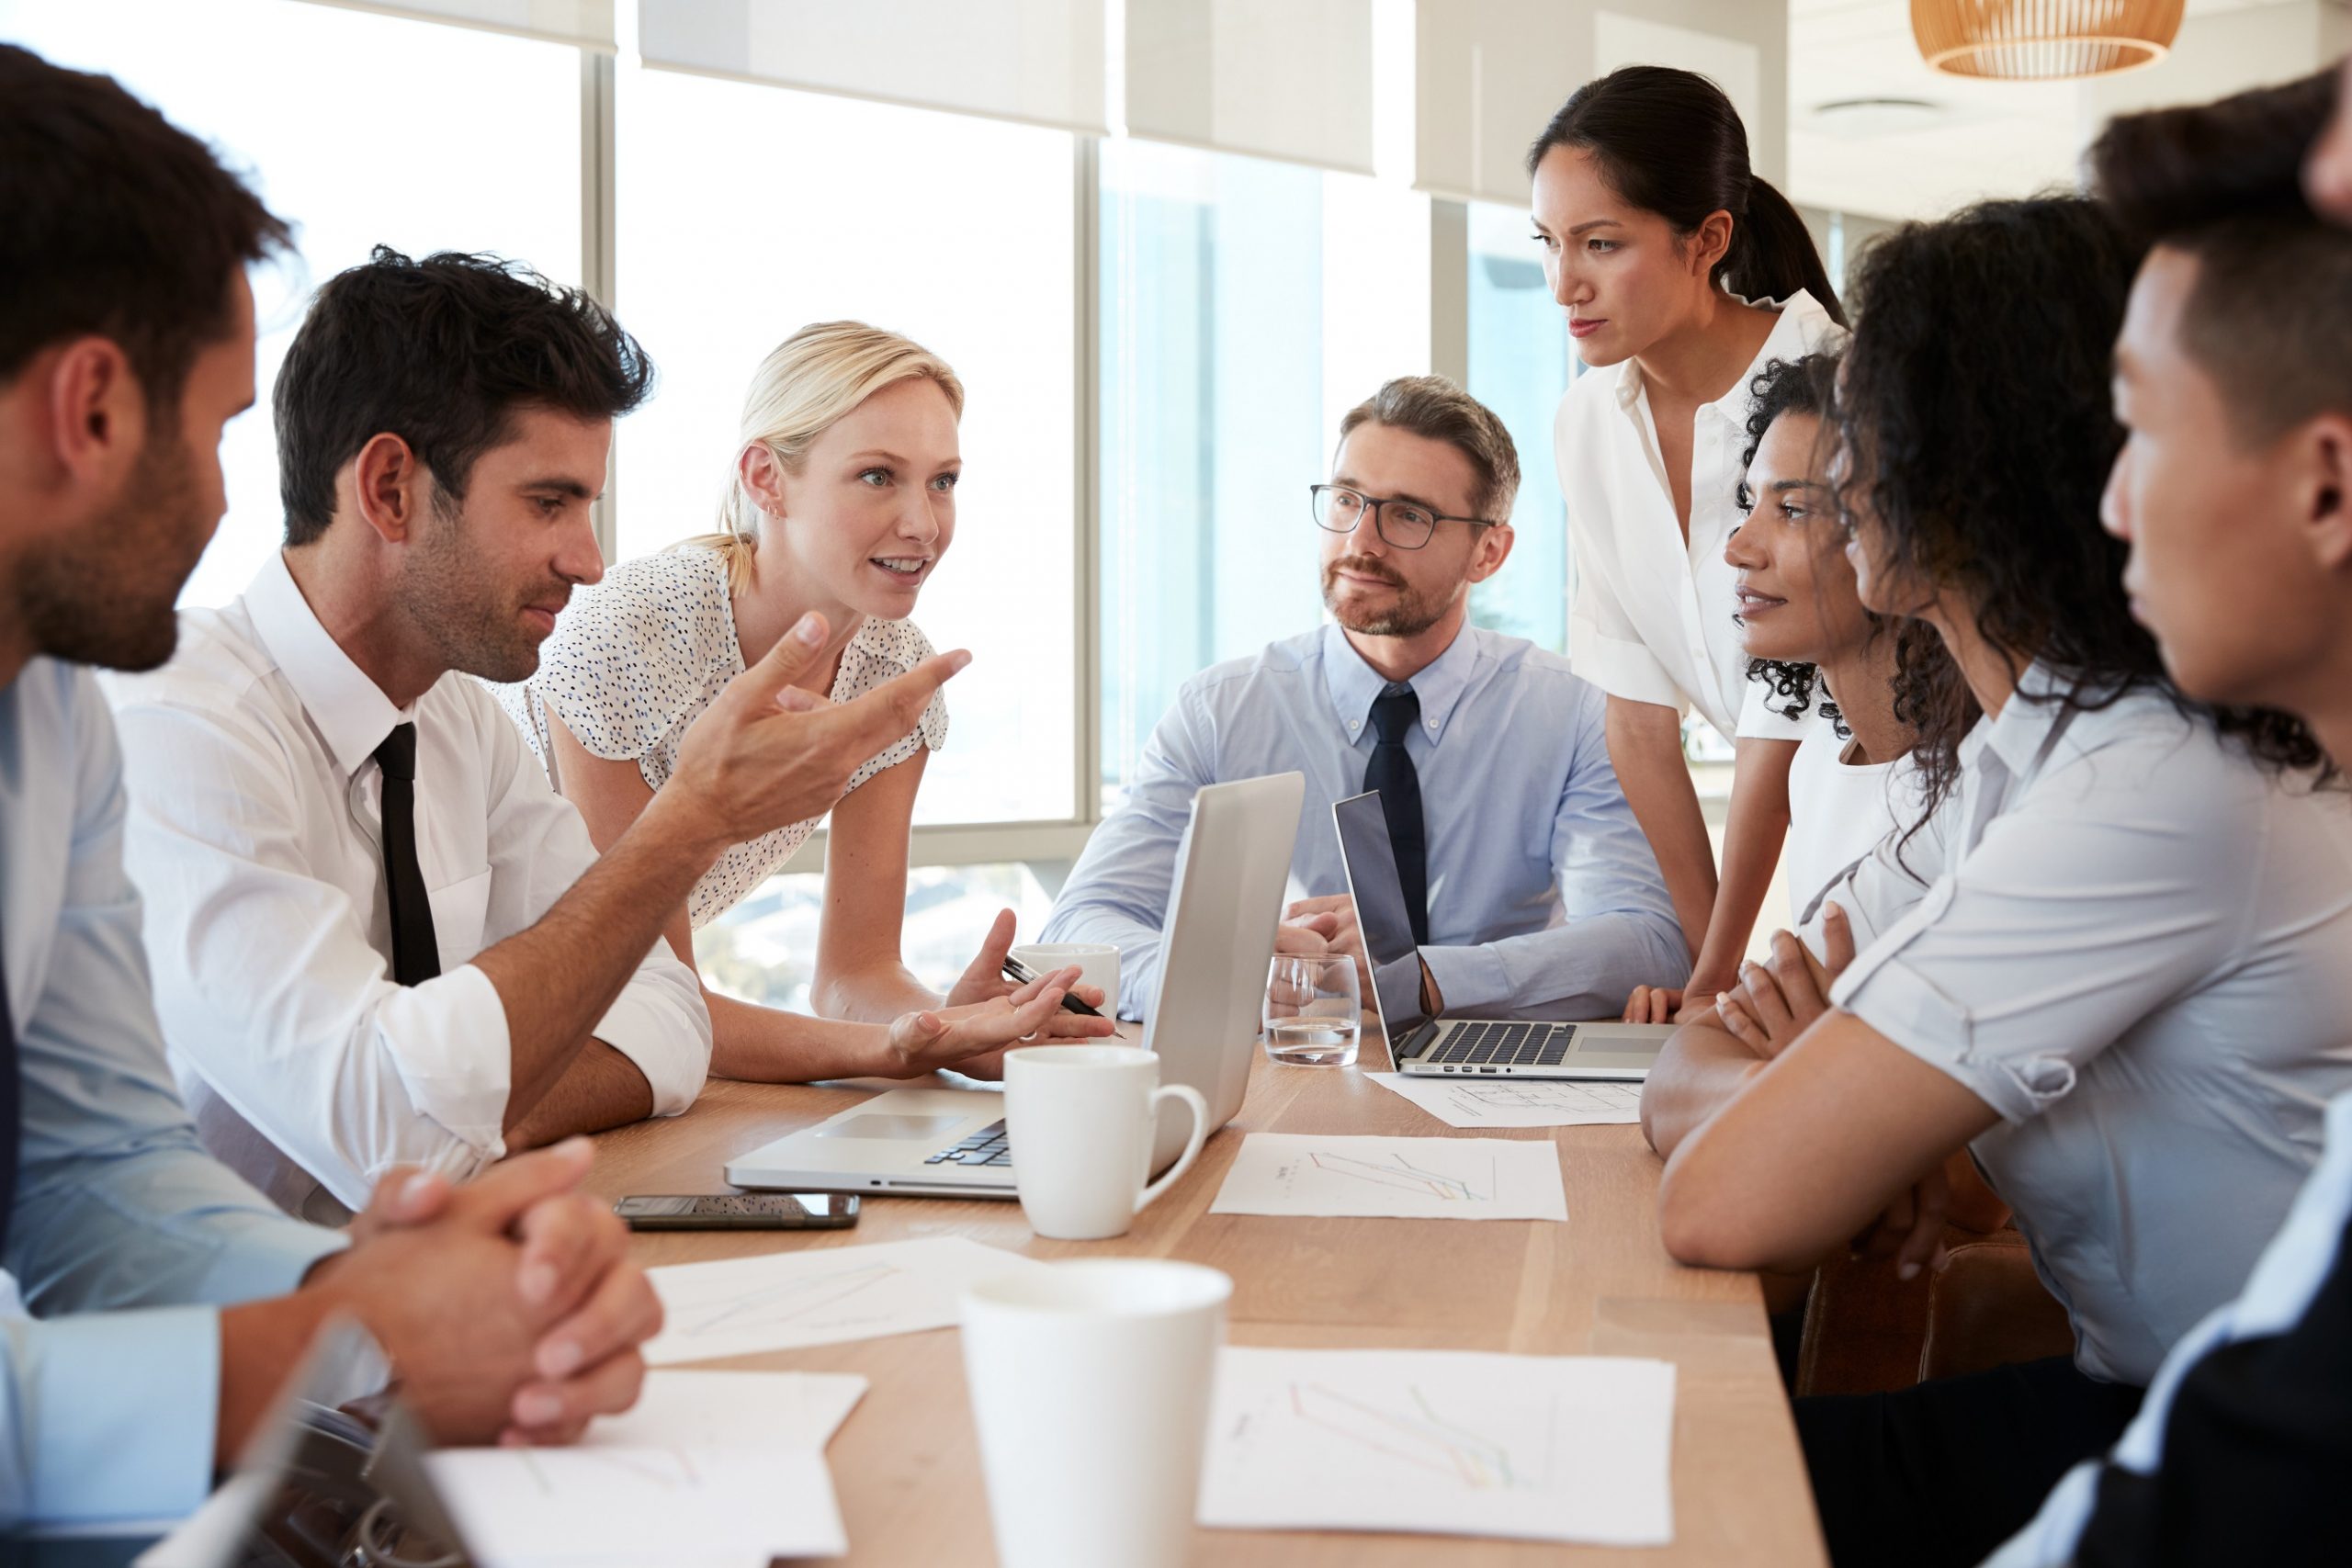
[17,1304,220,1525]
[1834,952,2074,1124]
[1419,944,1508,1018]
[1566,623,1688,713]
[593,987,708,1117]
[379,963,513,1156]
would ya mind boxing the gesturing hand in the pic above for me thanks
[1714,903,1856,1058]
[669,611,969,845]
[881,964,1115,1079]
[941,908,1111,1019]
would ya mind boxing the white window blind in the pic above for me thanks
[1124,0,1374,175]
[290,0,614,50]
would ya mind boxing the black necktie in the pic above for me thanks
[1364,683,1430,947]
[373,724,441,987]
[0,916,19,1263]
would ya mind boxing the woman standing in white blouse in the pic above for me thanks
[1529,67,1847,1020]
[499,322,1111,1081]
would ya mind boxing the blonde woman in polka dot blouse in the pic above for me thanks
[496,322,1111,1081]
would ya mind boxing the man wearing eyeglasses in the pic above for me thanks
[1043,376,1684,1023]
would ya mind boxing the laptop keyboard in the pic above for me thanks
[923,1118,1012,1168]
[1427,1021,1575,1069]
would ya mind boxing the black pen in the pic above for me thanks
[1001,953,1106,1018]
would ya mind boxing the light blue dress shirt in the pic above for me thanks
[0,659,342,1528]
[1044,622,1686,1021]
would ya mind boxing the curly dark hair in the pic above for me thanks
[1736,353,1848,733]
[275,247,655,546]
[1835,195,2330,829]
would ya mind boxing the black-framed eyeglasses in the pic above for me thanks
[1308,484,1497,550]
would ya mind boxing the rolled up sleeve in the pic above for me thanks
[1831,761,2258,1123]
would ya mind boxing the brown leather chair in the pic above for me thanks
[1794,1152,2075,1397]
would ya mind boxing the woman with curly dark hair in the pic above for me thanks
[1639,195,2352,1568]
[1720,352,1928,943]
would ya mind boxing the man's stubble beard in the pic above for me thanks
[16,425,208,672]
[1320,555,1459,639]
[397,489,562,685]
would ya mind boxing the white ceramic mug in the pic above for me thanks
[1001,1045,1208,1241]
[1009,942,1120,1011]
[962,1259,1231,1568]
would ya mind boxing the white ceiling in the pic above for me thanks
[1787,0,2340,220]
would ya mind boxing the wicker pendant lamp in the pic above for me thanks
[1912,0,2186,80]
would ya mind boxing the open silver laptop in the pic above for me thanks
[726,772,1307,1198]
[1333,790,1672,1079]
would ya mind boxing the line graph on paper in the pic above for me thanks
[1367,1072,1643,1129]
[1283,1381,1556,1492]
[641,1236,1047,1364]
[1209,1133,1569,1221]
[1301,1148,1498,1203]
[1197,1347,1679,1546]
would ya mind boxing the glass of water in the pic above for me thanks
[1262,954,1362,1066]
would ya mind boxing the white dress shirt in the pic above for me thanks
[1823,669,2352,1385]
[1555,289,1844,741]
[103,553,711,1212]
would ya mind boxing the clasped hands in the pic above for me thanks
[1698,904,1958,1282]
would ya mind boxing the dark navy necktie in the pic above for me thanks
[373,724,442,987]
[1364,683,1430,947]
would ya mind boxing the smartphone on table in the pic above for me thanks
[614,1192,860,1231]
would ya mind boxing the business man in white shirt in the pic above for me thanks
[0,42,707,1525]
[107,248,994,1219]
[1044,376,1683,1022]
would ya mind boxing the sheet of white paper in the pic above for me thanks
[642,1235,1047,1364]
[1367,1072,1643,1128]
[1199,1347,1677,1547]
[424,1445,844,1564]
[584,1368,867,1450]
[1208,1133,1568,1221]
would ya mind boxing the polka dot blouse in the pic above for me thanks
[492,547,949,930]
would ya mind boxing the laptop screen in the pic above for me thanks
[1332,791,1433,1038]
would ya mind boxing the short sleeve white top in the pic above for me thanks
[493,547,949,930]
[1555,289,1845,742]
[1781,710,1927,942]
[1824,670,2352,1385]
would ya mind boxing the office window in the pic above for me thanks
[1097,141,1429,811]
[696,862,1060,1015]
[0,0,582,610]
[614,65,1079,827]
[1464,200,1571,653]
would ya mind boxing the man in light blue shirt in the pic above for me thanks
[1046,376,1684,1022]
[0,45,664,1529]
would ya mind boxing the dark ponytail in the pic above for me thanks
[1527,65,1846,326]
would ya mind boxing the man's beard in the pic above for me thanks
[16,427,209,672]
[399,489,569,684]
[1321,554,1453,638]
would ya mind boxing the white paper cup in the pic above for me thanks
[962,1259,1231,1568]
[1009,942,1120,1010]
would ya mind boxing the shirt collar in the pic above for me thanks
[1958,660,2075,781]
[1607,288,1831,416]
[243,550,413,778]
[1319,620,1484,746]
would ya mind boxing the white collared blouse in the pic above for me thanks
[1554,289,1844,742]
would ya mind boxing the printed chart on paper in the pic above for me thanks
[1198,1347,1677,1546]
[1208,1133,1567,1221]
[641,1235,1046,1364]
[1368,1071,1643,1129]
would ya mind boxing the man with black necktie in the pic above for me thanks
[1044,377,1684,1024]
[103,249,986,1222]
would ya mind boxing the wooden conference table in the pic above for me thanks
[584,1052,1829,1567]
